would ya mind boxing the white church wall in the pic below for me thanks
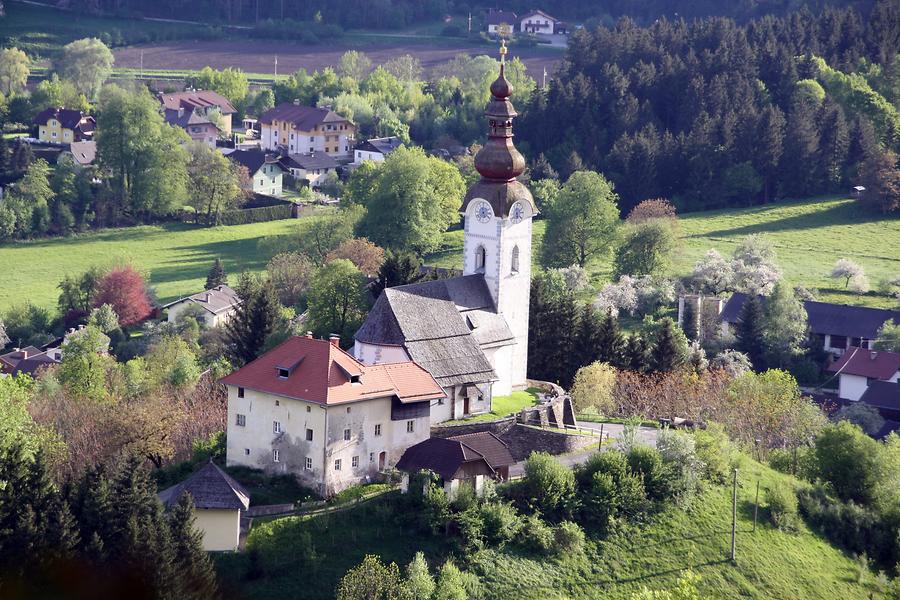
[484,345,513,397]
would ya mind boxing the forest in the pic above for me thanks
[518,1,900,212]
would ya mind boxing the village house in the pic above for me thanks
[157,461,250,552]
[519,9,566,35]
[0,346,61,377]
[279,151,339,190]
[159,90,236,147]
[58,140,96,168]
[225,148,284,196]
[221,335,445,496]
[485,8,517,34]
[352,136,404,165]
[33,108,95,144]
[719,292,900,356]
[354,50,537,421]
[163,285,241,328]
[258,103,356,159]
[828,347,900,401]
[396,431,515,499]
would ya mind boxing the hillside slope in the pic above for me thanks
[215,454,882,599]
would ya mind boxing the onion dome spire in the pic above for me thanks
[473,39,526,182]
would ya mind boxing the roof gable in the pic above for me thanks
[828,347,900,380]
[226,149,282,175]
[158,461,250,510]
[159,90,237,115]
[259,104,351,130]
[219,336,444,405]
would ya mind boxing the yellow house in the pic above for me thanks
[158,461,250,552]
[259,102,356,159]
[33,107,95,144]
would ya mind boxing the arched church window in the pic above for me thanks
[475,246,486,273]
[511,245,520,274]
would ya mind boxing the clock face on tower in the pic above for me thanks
[510,202,525,224]
[475,200,493,223]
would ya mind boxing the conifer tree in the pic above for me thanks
[169,493,219,599]
[596,311,626,367]
[205,258,228,290]
[624,335,650,372]
[649,318,683,372]
[681,301,698,341]
[225,273,282,365]
[371,250,423,298]
[574,304,603,370]
[736,294,767,371]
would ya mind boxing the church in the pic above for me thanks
[354,48,537,423]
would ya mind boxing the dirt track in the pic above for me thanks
[114,39,562,77]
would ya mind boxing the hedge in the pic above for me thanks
[218,204,293,225]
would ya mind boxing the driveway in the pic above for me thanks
[507,424,659,478]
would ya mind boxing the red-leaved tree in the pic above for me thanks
[93,266,153,328]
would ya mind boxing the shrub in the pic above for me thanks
[453,506,484,552]
[553,521,586,555]
[517,514,555,554]
[523,452,576,519]
[626,445,669,501]
[421,481,450,534]
[814,421,882,504]
[656,428,703,503]
[450,482,477,512]
[246,517,317,575]
[693,423,733,483]
[218,204,292,225]
[479,501,521,548]
[766,485,799,531]
[769,447,816,479]
[577,451,647,531]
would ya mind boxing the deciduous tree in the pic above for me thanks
[325,237,385,276]
[56,38,114,99]
[93,266,153,328]
[0,47,29,95]
[541,171,621,268]
[306,259,367,344]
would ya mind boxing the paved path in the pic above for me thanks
[508,424,659,478]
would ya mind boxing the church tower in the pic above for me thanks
[460,41,537,393]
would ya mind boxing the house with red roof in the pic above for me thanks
[258,102,356,158]
[158,90,236,147]
[220,334,444,496]
[828,347,900,401]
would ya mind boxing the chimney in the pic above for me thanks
[871,351,878,360]
[329,334,340,347]
[305,331,313,339]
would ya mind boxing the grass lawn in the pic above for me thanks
[0,216,326,312]
[213,452,882,599]
[445,387,542,424]
[426,196,900,308]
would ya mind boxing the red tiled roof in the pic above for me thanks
[219,336,445,406]
[158,90,237,115]
[828,347,900,380]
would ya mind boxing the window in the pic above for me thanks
[236,414,246,427]
[275,400,280,406]
[406,420,415,433]
[309,136,314,141]
[438,397,444,405]
[475,246,486,272]
[374,424,382,437]
[259,179,264,186]
[306,428,313,441]
[244,448,251,455]
[343,428,351,441]
[306,405,311,412]
[334,459,342,471]
[352,456,359,468]
[309,147,314,152]
[278,367,289,378]
[346,406,351,413]
[273,449,280,463]
[305,457,313,470]
[238,387,245,398]
[511,245,520,274]
[369,452,375,463]
[830,335,847,349]
[273,421,282,434]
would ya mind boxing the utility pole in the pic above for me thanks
[140,50,144,81]
[753,480,760,533]
[542,66,547,89]
[468,12,472,33]
[731,468,738,562]
[274,55,278,78]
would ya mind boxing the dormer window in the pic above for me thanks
[278,368,290,379]
[350,374,361,384]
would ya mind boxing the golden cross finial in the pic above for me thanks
[499,38,508,65]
